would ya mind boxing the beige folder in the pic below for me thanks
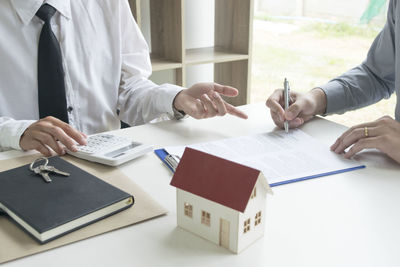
[0,155,167,264]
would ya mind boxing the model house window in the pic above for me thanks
[184,202,193,218]
[243,218,251,233]
[250,187,257,199]
[201,210,211,226]
[255,211,262,226]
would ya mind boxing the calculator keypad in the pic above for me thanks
[76,134,131,154]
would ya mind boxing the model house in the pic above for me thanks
[170,147,272,254]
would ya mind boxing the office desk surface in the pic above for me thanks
[1,103,400,267]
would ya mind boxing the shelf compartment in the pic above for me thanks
[150,55,182,71]
[185,47,249,65]
[215,60,250,106]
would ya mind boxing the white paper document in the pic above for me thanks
[165,129,365,186]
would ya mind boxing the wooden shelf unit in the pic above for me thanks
[185,47,249,65]
[128,0,253,106]
[150,55,182,72]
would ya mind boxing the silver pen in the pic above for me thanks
[283,78,290,133]
[165,154,180,172]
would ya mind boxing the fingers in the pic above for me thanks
[270,110,305,130]
[267,89,306,124]
[330,121,379,152]
[332,126,383,154]
[186,98,207,120]
[285,101,303,121]
[270,110,285,129]
[28,140,52,157]
[174,84,245,119]
[210,92,228,116]
[197,93,247,119]
[288,117,304,128]
[200,94,218,118]
[225,103,248,119]
[212,84,239,97]
[337,116,400,162]
[40,126,75,152]
[33,131,65,155]
[268,89,314,130]
[178,87,247,120]
[330,117,395,159]
[266,89,285,122]
[207,90,247,119]
[19,116,87,156]
[344,136,383,159]
[45,117,86,146]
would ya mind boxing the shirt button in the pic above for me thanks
[67,106,73,113]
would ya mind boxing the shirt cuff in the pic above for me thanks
[0,120,35,151]
[319,80,347,115]
[158,83,184,116]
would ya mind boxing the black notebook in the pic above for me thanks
[0,157,134,244]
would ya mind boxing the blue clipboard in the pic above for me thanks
[269,165,365,187]
[155,148,365,187]
[154,149,177,172]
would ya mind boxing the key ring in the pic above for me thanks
[29,157,49,171]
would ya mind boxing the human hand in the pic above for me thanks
[173,82,248,120]
[19,116,87,156]
[330,116,400,163]
[266,88,327,129]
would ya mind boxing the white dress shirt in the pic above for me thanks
[0,0,182,151]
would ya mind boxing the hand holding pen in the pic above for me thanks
[265,81,327,130]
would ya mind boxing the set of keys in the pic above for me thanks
[29,157,70,183]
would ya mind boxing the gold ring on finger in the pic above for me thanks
[364,126,369,137]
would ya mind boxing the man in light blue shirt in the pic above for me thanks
[266,0,400,164]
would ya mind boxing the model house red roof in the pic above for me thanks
[170,147,261,213]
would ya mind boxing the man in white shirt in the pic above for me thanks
[0,0,247,156]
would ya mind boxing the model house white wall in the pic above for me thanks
[176,175,268,253]
[237,178,267,253]
[176,189,239,252]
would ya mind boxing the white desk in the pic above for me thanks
[2,103,400,267]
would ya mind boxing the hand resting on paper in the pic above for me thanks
[330,116,400,164]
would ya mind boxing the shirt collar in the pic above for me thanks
[10,0,71,25]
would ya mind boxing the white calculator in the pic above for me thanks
[67,133,153,166]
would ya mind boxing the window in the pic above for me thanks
[184,202,193,218]
[243,218,251,233]
[250,187,257,199]
[201,210,211,226]
[255,211,262,226]
[253,4,391,127]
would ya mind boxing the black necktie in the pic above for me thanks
[36,4,69,123]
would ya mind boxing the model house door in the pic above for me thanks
[219,218,230,249]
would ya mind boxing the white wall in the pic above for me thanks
[184,0,215,87]
[237,179,267,253]
[176,189,239,253]
[185,0,214,49]
[140,0,215,87]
